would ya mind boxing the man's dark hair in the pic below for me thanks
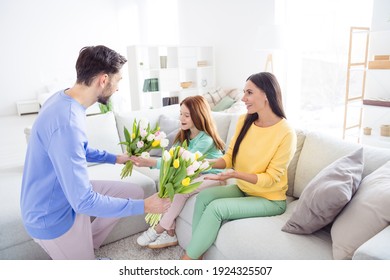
[75,45,127,86]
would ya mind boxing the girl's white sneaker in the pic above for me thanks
[136,227,161,246]
[147,231,178,249]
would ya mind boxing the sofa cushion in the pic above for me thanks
[210,112,233,147]
[85,112,123,157]
[203,88,227,108]
[282,148,364,235]
[212,96,236,112]
[352,226,390,260]
[286,129,306,197]
[294,132,390,199]
[115,104,180,151]
[149,115,180,157]
[176,199,333,260]
[294,132,361,198]
[331,160,390,259]
[224,114,241,150]
[223,100,247,114]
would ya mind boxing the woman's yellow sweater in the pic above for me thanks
[222,115,297,200]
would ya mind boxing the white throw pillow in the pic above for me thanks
[331,160,390,259]
[85,112,123,165]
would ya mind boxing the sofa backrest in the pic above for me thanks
[85,111,123,155]
[115,105,181,151]
[210,111,241,149]
[115,104,242,152]
[293,131,390,198]
[24,111,123,156]
[286,128,307,197]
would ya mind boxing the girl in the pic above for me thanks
[181,72,297,259]
[131,95,225,249]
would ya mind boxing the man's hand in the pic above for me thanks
[144,193,171,214]
[116,153,131,164]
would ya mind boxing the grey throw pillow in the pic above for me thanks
[281,148,364,234]
[149,115,180,157]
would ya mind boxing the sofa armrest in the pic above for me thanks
[352,225,390,260]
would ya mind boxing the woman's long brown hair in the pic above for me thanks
[173,95,225,151]
[232,72,286,165]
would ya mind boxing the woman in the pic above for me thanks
[131,95,225,249]
[181,72,297,259]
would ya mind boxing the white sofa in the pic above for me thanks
[3,104,390,260]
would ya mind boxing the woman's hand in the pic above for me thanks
[204,169,236,181]
[205,169,258,185]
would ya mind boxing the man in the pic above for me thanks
[20,45,170,260]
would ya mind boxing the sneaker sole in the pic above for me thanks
[147,241,178,249]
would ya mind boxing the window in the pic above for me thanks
[283,0,373,137]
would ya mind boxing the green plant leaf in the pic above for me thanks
[165,182,175,201]
[124,127,131,143]
[177,181,202,194]
[172,163,187,185]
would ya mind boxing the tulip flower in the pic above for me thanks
[145,140,212,227]
[119,118,169,178]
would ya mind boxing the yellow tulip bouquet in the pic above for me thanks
[119,118,169,178]
[145,141,212,227]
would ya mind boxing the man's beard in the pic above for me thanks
[98,82,113,105]
[98,95,110,105]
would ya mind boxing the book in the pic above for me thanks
[150,78,159,91]
[143,79,150,92]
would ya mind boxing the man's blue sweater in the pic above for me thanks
[20,90,144,240]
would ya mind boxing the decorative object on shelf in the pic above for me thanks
[180,81,192,89]
[201,79,207,87]
[363,127,372,135]
[143,78,159,92]
[162,96,179,106]
[380,125,390,137]
[160,56,167,69]
[363,99,390,107]
[197,60,207,67]
[368,54,390,69]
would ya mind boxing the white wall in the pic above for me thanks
[0,0,138,116]
[177,0,276,90]
[1,0,385,118]
[1,0,275,117]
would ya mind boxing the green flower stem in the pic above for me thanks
[145,213,162,227]
[120,161,134,179]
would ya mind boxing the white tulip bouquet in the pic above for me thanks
[119,118,169,178]
[145,141,212,227]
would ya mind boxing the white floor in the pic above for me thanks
[0,113,37,170]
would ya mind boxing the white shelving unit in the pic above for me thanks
[127,45,215,110]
